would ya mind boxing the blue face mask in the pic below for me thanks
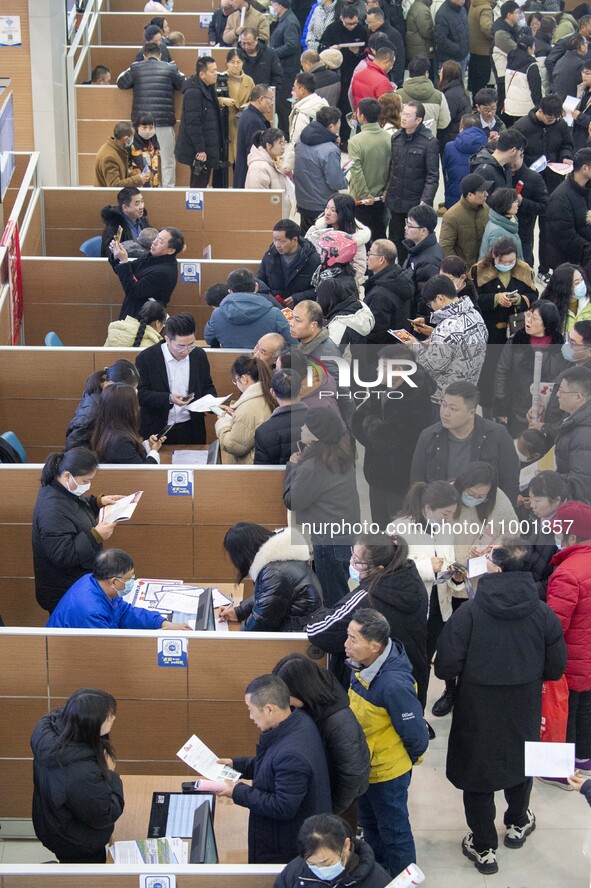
[308,861,346,881]
[462,492,487,508]
[115,578,135,597]
[495,262,515,273]
[349,564,361,583]
[574,280,587,300]
[562,341,576,363]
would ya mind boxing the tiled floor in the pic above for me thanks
[2,675,590,883]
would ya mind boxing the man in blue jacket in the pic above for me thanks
[346,608,429,877]
[216,673,332,862]
[205,268,293,347]
[47,549,191,630]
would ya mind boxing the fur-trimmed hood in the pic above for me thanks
[472,258,535,289]
[249,528,311,581]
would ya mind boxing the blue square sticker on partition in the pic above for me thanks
[158,637,187,668]
[185,190,203,210]
[180,261,200,284]
[199,14,212,26]
[168,469,193,496]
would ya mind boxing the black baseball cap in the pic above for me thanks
[461,173,494,197]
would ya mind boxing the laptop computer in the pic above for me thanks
[189,801,219,863]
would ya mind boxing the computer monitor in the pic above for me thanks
[190,801,219,863]
[148,791,215,839]
[194,587,215,631]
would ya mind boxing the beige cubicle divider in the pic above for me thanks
[108,0,217,9]
[99,12,215,45]
[0,629,318,818]
[0,463,286,623]
[18,257,259,346]
[40,187,281,259]
[0,872,279,887]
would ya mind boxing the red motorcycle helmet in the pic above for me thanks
[317,230,358,267]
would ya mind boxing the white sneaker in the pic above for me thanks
[462,833,498,874]
[504,808,536,848]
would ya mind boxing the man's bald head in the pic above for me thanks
[253,332,286,365]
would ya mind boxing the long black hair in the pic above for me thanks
[230,354,276,411]
[272,653,342,721]
[132,300,167,348]
[353,533,409,599]
[54,688,117,773]
[453,461,499,522]
[40,447,98,487]
[223,522,275,581]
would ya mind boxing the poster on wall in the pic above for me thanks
[1,220,23,344]
[0,16,21,46]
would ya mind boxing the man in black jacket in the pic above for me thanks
[555,366,591,500]
[545,13,591,85]
[234,84,275,188]
[510,150,548,268]
[110,227,184,319]
[513,95,574,279]
[470,128,525,194]
[270,0,302,135]
[175,56,223,188]
[434,0,469,69]
[208,0,234,45]
[117,42,185,187]
[254,368,308,463]
[136,312,217,444]
[544,147,591,272]
[410,380,520,503]
[257,219,321,306]
[319,8,368,145]
[401,204,443,308]
[385,101,439,263]
[364,239,414,340]
[238,30,284,88]
[100,186,151,258]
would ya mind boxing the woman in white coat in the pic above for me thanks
[244,127,296,218]
[391,480,461,714]
[305,193,371,285]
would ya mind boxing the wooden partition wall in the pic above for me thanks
[107,0,218,10]
[40,187,281,259]
[0,629,317,818]
[0,874,279,888]
[19,258,258,345]
[0,463,286,625]
[0,347,247,455]
[99,12,216,45]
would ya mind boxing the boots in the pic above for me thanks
[431,680,455,717]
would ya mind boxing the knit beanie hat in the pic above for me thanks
[320,48,343,70]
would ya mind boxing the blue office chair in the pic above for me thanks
[44,331,63,347]
[79,236,102,257]
[0,431,27,463]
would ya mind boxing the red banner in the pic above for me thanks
[1,220,23,345]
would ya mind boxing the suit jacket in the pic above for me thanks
[136,343,217,441]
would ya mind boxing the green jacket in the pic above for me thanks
[553,13,577,43]
[440,197,489,268]
[468,0,495,56]
[396,76,451,135]
[348,122,392,200]
[405,0,434,60]
[567,298,591,332]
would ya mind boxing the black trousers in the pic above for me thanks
[369,484,405,532]
[298,207,321,236]
[538,214,550,273]
[567,688,591,759]
[355,202,387,243]
[468,54,492,96]
[59,849,108,864]
[463,779,533,852]
[388,210,408,264]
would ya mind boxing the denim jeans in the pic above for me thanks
[358,771,415,877]
[313,544,351,609]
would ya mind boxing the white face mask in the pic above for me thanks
[67,475,91,496]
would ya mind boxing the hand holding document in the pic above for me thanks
[177,734,242,782]
[98,490,143,524]
[563,95,579,126]
[187,394,231,413]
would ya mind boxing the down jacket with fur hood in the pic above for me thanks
[234,528,323,631]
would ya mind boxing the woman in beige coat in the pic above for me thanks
[244,127,296,218]
[215,355,276,464]
[219,50,255,166]
[104,300,166,348]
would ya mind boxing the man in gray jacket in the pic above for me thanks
[293,106,348,234]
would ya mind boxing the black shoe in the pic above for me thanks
[431,689,454,717]
[426,720,436,740]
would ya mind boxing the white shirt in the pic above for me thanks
[162,341,191,424]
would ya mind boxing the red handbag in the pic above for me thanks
[540,676,569,743]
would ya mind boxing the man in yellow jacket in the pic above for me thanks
[346,608,429,878]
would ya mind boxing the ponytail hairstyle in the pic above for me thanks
[106,359,140,386]
[230,354,277,411]
[83,369,109,395]
[132,300,167,348]
[353,532,409,600]
[252,127,285,153]
[40,446,98,487]
[400,480,459,526]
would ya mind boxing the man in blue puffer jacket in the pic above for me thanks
[204,268,294,348]
[442,114,489,208]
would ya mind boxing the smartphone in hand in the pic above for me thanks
[114,225,123,243]
[181,392,195,403]
[156,422,174,440]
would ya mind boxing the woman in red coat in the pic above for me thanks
[546,501,591,788]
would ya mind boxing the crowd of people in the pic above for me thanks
[25,0,591,877]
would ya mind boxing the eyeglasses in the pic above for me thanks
[404,221,422,229]
[557,388,583,396]
[172,341,197,352]
[367,251,383,258]
[350,551,370,567]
